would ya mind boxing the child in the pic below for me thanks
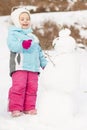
[7,7,47,117]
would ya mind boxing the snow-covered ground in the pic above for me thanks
[0,10,87,130]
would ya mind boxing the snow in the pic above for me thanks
[0,10,87,130]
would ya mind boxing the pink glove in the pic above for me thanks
[22,40,32,49]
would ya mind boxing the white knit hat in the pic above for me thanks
[11,7,30,28]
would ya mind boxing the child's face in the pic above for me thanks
[19,12,31,29]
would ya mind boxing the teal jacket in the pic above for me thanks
[7,26,47,76]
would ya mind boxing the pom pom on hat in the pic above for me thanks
[11,7,30,28]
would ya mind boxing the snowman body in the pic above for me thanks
[38,29,80,127]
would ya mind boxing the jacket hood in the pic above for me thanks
[9,25,33,34]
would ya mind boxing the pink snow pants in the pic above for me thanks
[8,70,38,112]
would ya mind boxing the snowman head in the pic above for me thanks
[53,28,77,53]
[59,28,71,37]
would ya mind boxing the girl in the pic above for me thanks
[7,7,47,117]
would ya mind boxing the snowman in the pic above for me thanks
[37,28,80,128]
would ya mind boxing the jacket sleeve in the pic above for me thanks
[39,45,48,68]
[7,30,24,53]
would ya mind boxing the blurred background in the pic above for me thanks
[0,0,87,15]
[0,0,87,50]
